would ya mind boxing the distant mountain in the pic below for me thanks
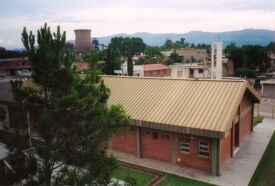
[75,29,275,47]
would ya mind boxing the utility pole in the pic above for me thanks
[26,111,32,147]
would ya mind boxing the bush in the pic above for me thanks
[124,176,137,186]
[234,68,257,78]
[253,116,263,126]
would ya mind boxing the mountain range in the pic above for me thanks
[86,29,275,47]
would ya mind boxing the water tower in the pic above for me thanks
[211,42,223,79]
[74,29,92,53]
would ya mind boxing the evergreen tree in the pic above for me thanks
[13,23,130,185]
[109,37,146,76]
[104,47,122,75]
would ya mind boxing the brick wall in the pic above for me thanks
[239,93,253,142]
[140,128,173,162]
[220,93,254,166]
[176,134,211,171]
[221,130,232,165]
[111,128,137,155]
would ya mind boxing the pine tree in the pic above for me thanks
[13,23,130,185]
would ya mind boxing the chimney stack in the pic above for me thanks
[74,29,92,53]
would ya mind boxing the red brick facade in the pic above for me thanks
[176,135,211,171]
[110,92,254,173]
[240,93,253,142]
[221,130,232,165]
[111,129,137,155]
[221,93,253,165]
[141,129,173,162]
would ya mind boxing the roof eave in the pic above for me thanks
[134,119,224,139]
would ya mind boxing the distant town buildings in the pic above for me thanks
[170,63,209,78]
[268,52,275,71]
[175,48,208,63]
[143,64,171,77]
[114,64,143,76]
[114,63,171,77]
[0,57,31,76]
[260,79,275,99]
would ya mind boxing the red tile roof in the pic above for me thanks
[143,64,170,72]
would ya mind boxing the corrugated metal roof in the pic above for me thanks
[102,76,260,138]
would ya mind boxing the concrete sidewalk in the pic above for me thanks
[110,118,275,186]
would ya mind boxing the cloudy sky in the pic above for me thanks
[0,0,275,49]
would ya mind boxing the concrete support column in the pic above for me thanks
[231,122,235,157]
[251,105,254,132]
[211,138,221,176]
[136,127,141,158]
[172,133,177,165]
[238,106,241,129]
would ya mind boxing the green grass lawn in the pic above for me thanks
[157,174,214,186]
[249,132,275,186]
[253,116,263,126]
[112,167,154,186]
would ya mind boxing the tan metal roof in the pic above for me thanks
[102,76,260,138]
[0,76,260,138]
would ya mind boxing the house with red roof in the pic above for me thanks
[143,64,171,77]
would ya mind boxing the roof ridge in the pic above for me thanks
[100,75,247,83]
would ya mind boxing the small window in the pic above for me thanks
[198,69,203,73]
[161,134,170,140]
[180,138,190,153]
[152,132,158,139]
[144,131,151,137]
[177,70,183,77]
[128,127,136,135]
[198,141,209,157]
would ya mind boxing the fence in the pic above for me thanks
[254,102,275,119]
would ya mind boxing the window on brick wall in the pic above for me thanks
[180,138,190,153]
[144,131,151,137]
[128,127,136,135]
[198,141,209,157]
[152,132,158,139]
[161,134,170,140]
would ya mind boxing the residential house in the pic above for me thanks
[260,79,275,99]
[170,63,209,78]
[175,48,208,63]
[114,64,171,77]
[143,64,171,77]
[0,57,31,76]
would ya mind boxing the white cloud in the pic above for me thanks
[0,0,275,48]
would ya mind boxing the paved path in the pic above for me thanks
[110,118,275,186]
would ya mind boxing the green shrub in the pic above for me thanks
[124,176,137,186]
[253,116,263,126]
[234,68,257,78]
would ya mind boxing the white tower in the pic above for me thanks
[211,42,223,79]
